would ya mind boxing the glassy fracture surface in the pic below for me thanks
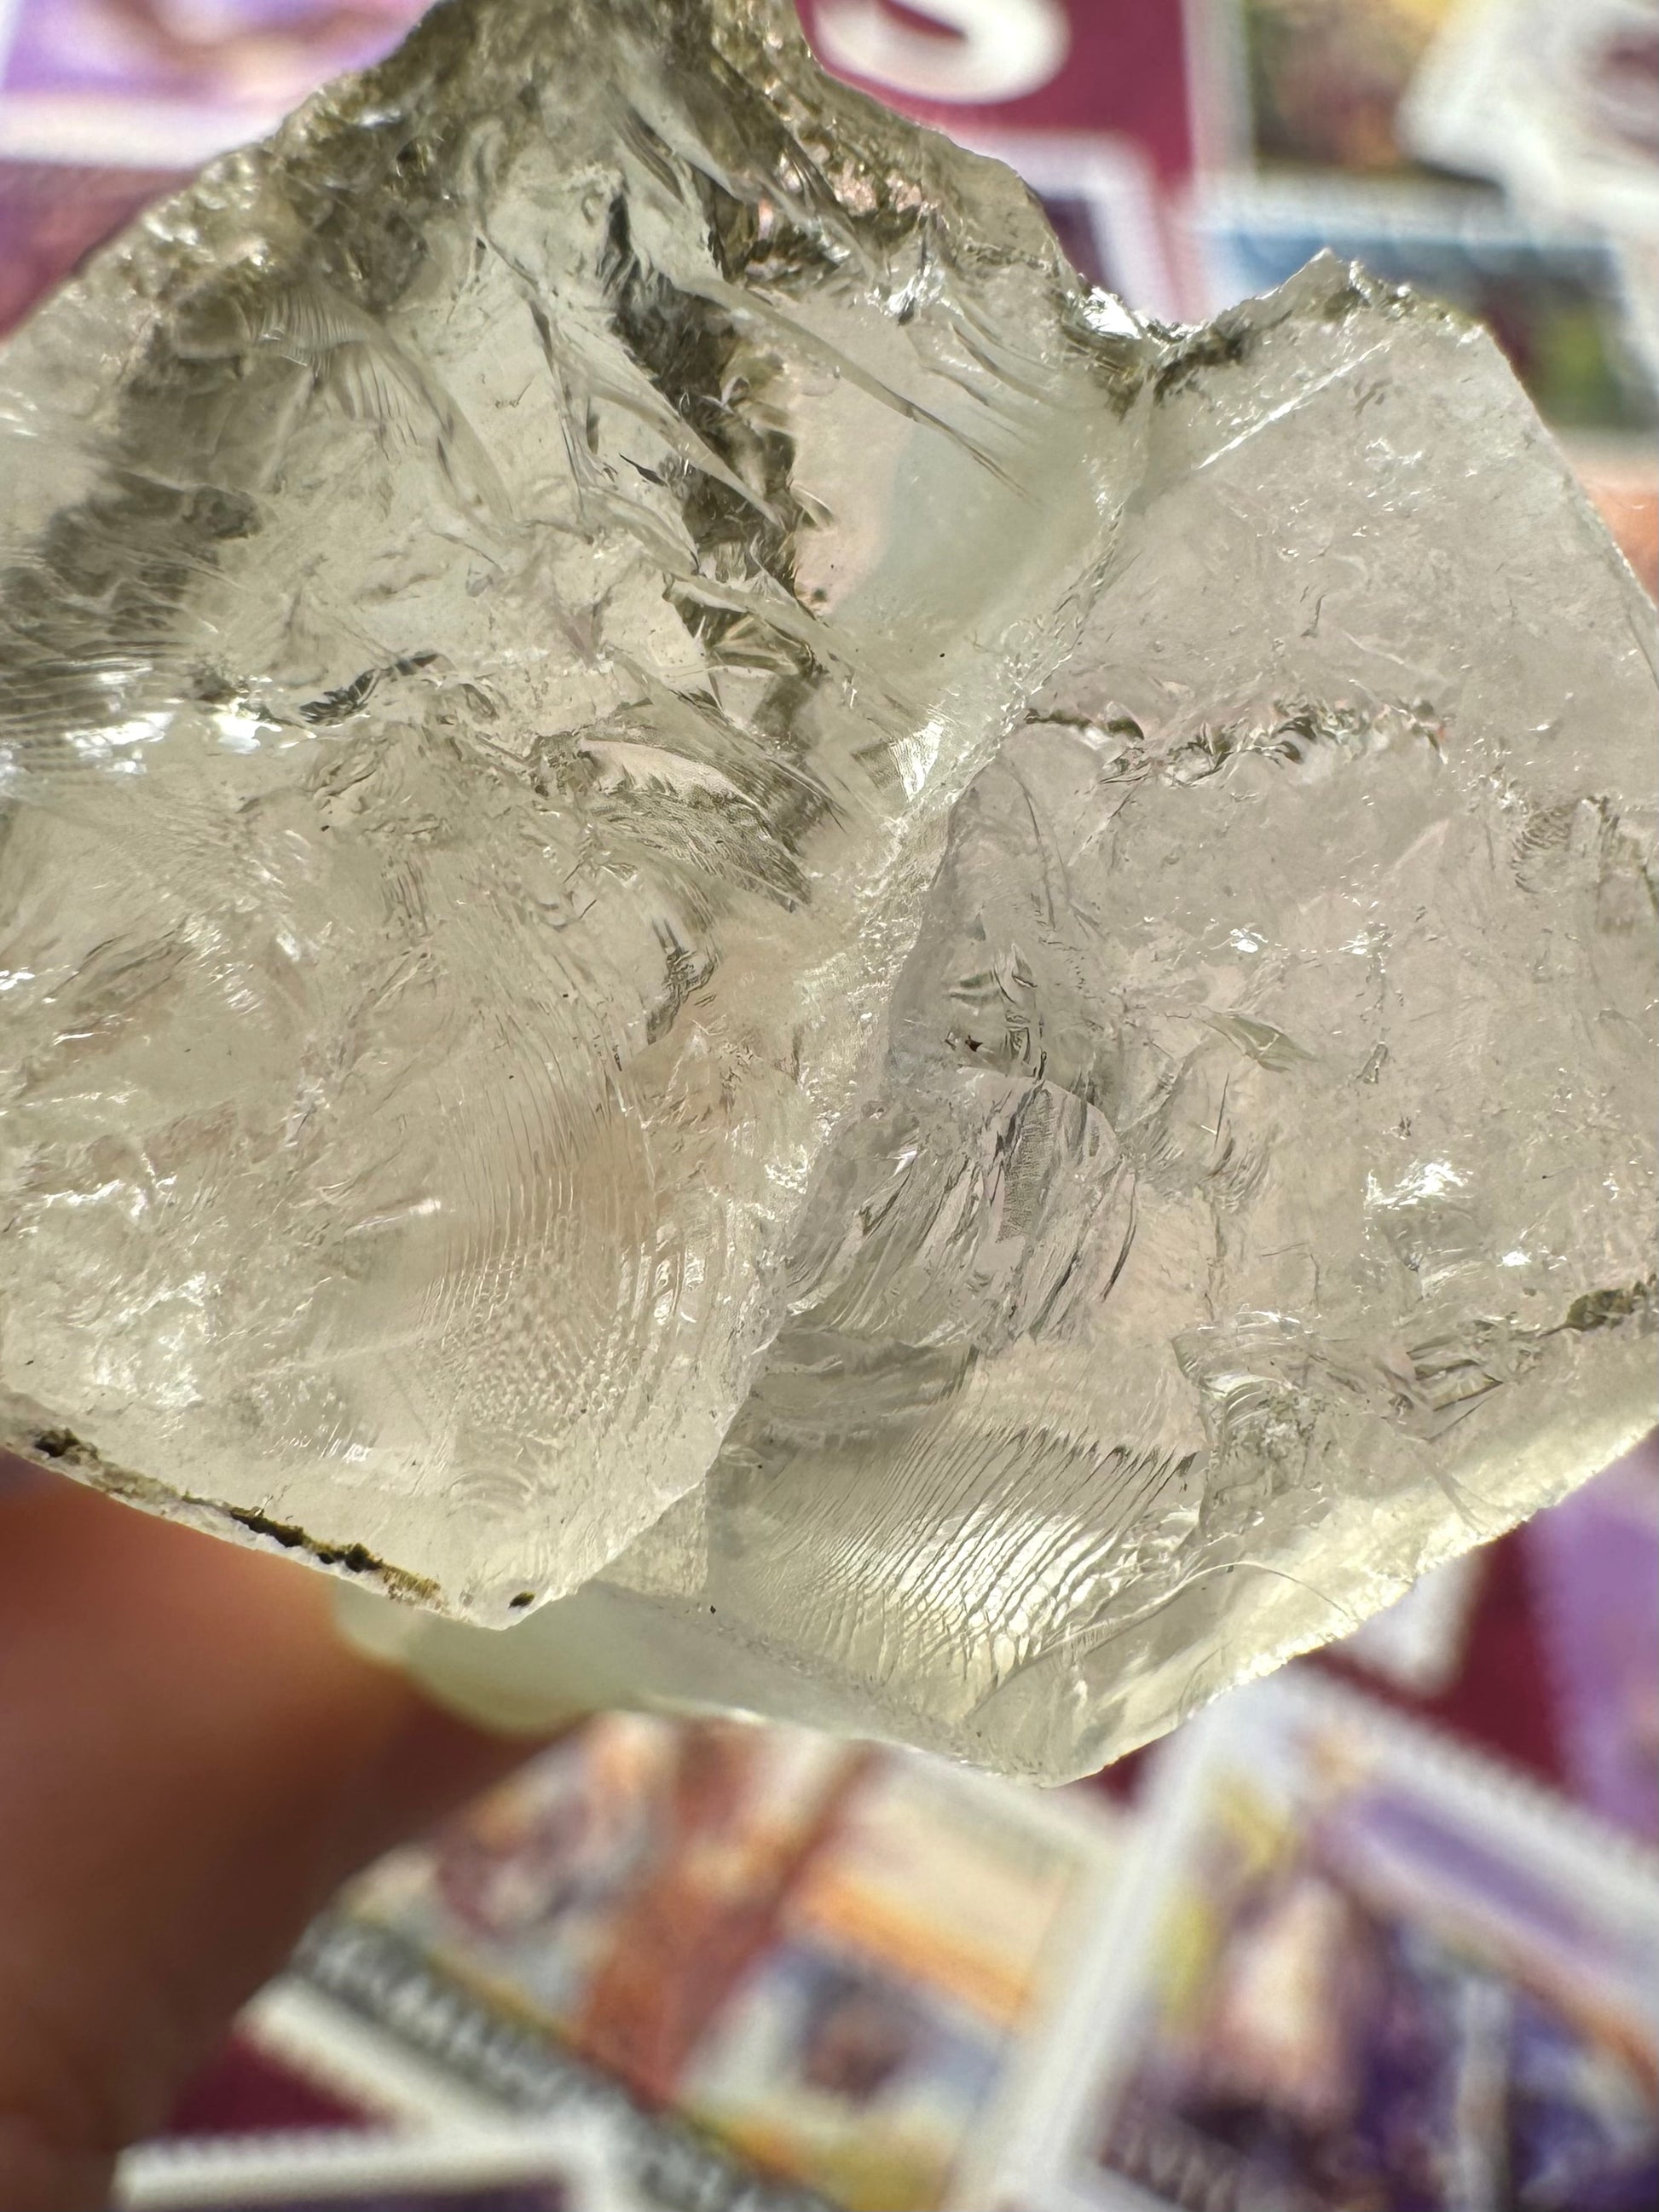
[1,0,1653,1778]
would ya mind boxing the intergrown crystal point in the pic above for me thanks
[2,0,1653,1778]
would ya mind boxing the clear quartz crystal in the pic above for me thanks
[2,0,1653,1778]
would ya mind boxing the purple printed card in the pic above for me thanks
[997,1670,1659,2212]
[1527,1437,1659,1846]
[2,0,421,105]
[0,158,188,332]
[0,1,424,165]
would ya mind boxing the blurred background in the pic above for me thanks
[2,5,1654,2209]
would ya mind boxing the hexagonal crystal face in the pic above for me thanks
[2,2,1653,1776]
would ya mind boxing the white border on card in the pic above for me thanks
[1615,236,1659,386]
[240,1977,507,2126]
[1180,0,1251,177]
[1405,0,1659,236]
[944,1773,1128,2212]
[118,2116,638,2209]
[1341,1550,1482,1695]
[951,127,1184,321]
[990,1666,1659,2212]
[1400,0,1523,191]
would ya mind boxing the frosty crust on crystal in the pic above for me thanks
[2,2,1655,1779]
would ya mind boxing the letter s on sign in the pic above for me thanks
[812,0,1070,105]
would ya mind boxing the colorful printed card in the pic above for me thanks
[291,1714,1123,2212]
[679,1749,1113,2211]
[1000,1669,1659,2212]
[1190,0,1465,179]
